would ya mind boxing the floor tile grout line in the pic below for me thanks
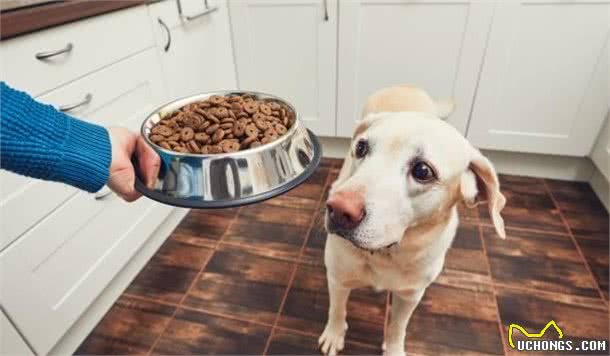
[478,222,572,237]
[145,207,243,356]
[488,283,608,311]
[541,179,609,306]
[217,240,301,263]
[262,168,335,355]
[477,224,510,356]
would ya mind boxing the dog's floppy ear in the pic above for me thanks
[435,99,455,120]
[460,150,506,238]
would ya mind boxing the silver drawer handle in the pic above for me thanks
[94,186,113,200]
[35,43,73,60]
[176,0,218,22]
[59,93,92,112]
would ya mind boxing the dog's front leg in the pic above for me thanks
[383,290,424,356]
[319,278,351,356]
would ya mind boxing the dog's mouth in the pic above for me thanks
[325,217,398,251]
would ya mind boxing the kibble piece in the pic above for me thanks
[206,124,220,134]
[212,129,225,143]
[180,127,195,141]
[150,134,165,143]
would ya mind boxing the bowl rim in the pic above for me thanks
[141,90,302,158]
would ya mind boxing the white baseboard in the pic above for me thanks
[49,207,189,356]
[590,169,609,212]
[319,137,595,181]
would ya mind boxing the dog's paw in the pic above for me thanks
[382,342,406,356]
[318,322,348,356]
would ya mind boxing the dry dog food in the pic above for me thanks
[148,94,296,154]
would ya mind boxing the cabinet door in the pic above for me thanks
[149,0,237,100]
[1,310,33,356]
[336,0,493,137]
[228,0,337,136]
[0,49,171,355]
[467,1,610,156]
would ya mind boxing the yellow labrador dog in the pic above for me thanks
[319,86,506,356]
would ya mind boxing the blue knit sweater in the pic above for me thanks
[1,82,111,192]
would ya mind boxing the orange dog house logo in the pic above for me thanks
[508,320,607,352]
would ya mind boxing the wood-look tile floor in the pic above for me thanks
[77,158,609,355]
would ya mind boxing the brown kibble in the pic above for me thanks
[195,132,210,143]
[187,140,200,153]
[245,124,259,137]
[255,119,269,130]
[150,134,165,143]
[212,128,225,143]
[216,107,229,118]
[149,95,294,154]
[259,103,272,115]
[153,125,173,137]
[206,124,220,134]
[209,145,223,154]
[180,127,195,141]
[244,102,259,114]
[209,95,225,105]
[274,123,288,135]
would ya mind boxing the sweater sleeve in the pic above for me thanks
[0,82,111,192]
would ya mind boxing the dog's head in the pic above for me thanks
[326,88,505,251]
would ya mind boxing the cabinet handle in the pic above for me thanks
[35,43,73,60]
[59,93,92,113]
[94,185,113,200]
[158,18,172,52]
[323,0,329,21]
[176,0,218,22]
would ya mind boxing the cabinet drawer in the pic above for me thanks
[0,5,154,97]
[0,193,174,355]
[0,49,165,252]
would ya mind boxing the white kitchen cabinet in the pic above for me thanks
[0,49,165,253]
[0,49,172,355]
[148,0,237,101]
[467,1,610,156]
[228,0,337,136]
[1,310,33,356]
[336,0,493,137]
[591,115,609,180]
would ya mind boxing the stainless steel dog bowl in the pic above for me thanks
[135,90,322,208]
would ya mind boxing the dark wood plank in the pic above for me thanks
[496,286,608,355]
[406,282,503,355]
[278,263,387,347]
[479,175,567,234]
[222,215,308,261]
[482,226,600,298]
[170,208,239,248]
[75,296,175,355]
[575,236,609,301]
[125,239,212,304]
[152,308,271,355]
[1,0,146,40]
[183,244,295,324]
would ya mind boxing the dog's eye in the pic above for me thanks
[411,161,436,182]
[355,139,369,158]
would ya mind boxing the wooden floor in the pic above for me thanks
[76,158,609,355]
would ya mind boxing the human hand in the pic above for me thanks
[106,127,160,202]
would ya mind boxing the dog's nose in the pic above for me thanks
[326,190,366,230]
